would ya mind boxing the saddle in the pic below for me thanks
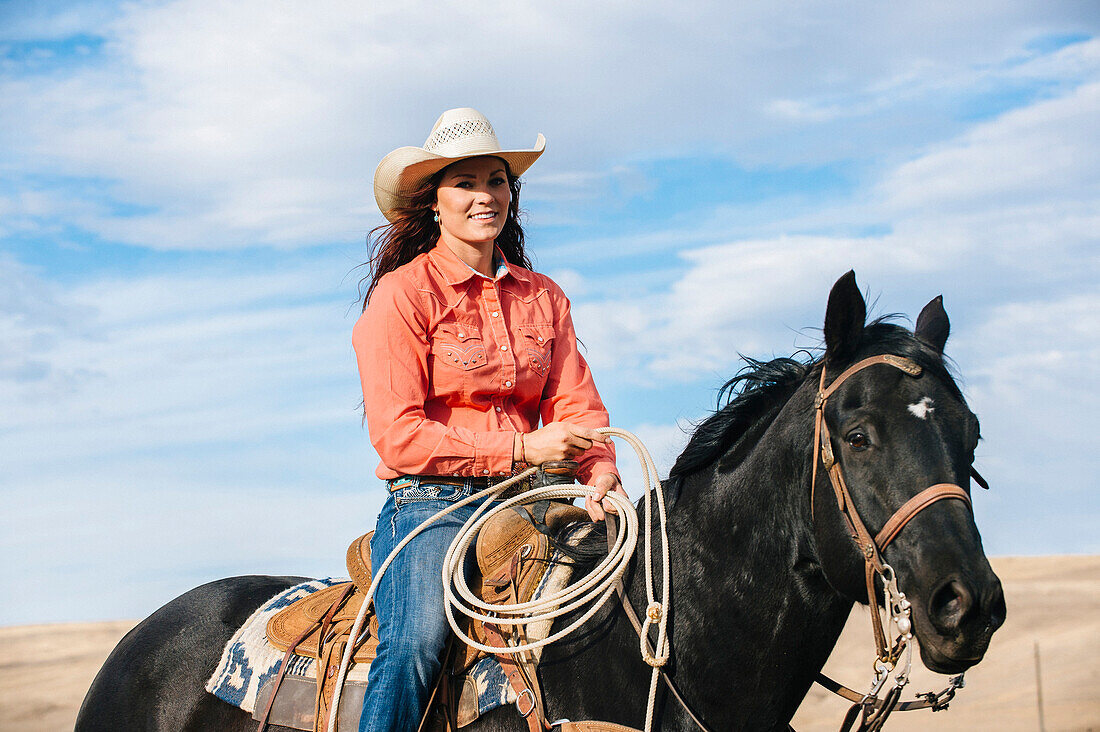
[255,462,590,732]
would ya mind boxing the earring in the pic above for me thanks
[433,211,440,223]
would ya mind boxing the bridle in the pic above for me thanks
[812,354,972,660]
[811,353,981,731]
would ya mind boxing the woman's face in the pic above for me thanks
[433,156,510,247]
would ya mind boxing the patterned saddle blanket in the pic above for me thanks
[206,502,589,731]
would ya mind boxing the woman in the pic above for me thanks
[353,108,624,731]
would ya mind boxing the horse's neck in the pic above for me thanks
[631,388,853,727]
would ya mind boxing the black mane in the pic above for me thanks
[665,319,962,492]
[665,354,810,490]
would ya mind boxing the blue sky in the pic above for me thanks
[1,1,1098,625]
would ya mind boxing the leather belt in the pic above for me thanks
[389,474,535,499]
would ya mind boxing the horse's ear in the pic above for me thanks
[824,270,866,364]
[915,295,950,354]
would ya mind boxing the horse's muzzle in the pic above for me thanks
[917,573,1006,673]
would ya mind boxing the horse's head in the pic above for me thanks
[812,271,1005,674]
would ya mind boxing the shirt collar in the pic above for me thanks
[428,243,531,286]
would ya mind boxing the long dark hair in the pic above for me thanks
[359,158,532,309]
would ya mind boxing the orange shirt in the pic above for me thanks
[353,243,618,484]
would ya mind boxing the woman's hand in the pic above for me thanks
[516,422,624,521]
[585,472,626,522]
[520,422,609,464]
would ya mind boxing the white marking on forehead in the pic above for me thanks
[908,396,935,420]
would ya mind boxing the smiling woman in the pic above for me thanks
[351,108,626,731]
[433,158,513,267]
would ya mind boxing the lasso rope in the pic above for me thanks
[327,427,671,732]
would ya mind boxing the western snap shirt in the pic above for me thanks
[353,243,618,484]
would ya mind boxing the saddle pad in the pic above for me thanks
[205,578,372,714]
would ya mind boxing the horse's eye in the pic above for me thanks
[846,431,870,451]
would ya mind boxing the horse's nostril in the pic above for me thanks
[929,578,974,634]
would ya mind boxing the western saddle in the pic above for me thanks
[253,462,630,732]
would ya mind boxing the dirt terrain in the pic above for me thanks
[791,555,1100,731]
[2,555,1097,731]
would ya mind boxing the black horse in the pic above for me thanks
[77,272,1005,731]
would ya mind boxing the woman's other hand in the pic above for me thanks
[521,422,608,464]
[585,472,626,522]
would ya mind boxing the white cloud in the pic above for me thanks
[0,0,119,42]
[768,36,1100,126]
[568,63,1098,385]
[1,470,386,623]
[951,293,1100,553]
[0,255,367,470]
[2,1,1096,249]
[573,234,924,383]
[955,291,1100,459]
[881,81,1100,213]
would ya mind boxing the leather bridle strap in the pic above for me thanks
[809,353,981,732]
[821,354,923,400]
[482,622,549,732]
[822,457,893,656]
[813,672,958,712]
[874,483,972,550]
[811,354,922,521]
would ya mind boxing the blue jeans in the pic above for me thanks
[359,477,489,732]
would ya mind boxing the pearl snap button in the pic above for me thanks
[504,380,512,387]
[491,311,499,317]
[482,469,490,474]
[537,336,544,343]
[495,406,501,412]
[457,332,465,338]
[500,345,508,352]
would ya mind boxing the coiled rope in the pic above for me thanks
[327,427,670,732]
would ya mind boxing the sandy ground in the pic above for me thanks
[791,555,1100,731]
[0,620,137,731]
[1,556,1097,731]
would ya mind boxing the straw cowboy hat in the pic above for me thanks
[373,108,545,221]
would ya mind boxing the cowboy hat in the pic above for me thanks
[373,108,545,222]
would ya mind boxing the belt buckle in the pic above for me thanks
[388,476,416,492]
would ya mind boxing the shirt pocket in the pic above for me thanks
[517,323,555,378]
[430,321,488,371]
